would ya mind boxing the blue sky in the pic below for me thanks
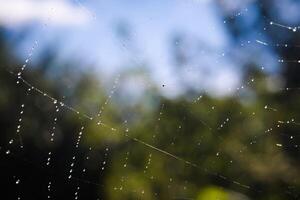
[40,0,230,68]
[1,0,285,97]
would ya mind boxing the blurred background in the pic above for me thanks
[0,0,300,199]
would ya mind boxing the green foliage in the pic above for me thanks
[197,186,228,200]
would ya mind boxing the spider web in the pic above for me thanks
[1,1,300,200]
